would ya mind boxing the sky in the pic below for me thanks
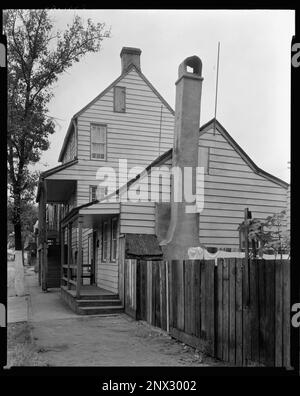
[38,9,294,183]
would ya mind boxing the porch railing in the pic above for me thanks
[61,263,94,290]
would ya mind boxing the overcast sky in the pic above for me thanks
[39,9,294,183]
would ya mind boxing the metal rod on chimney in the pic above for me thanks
[158,105,163,155]
[213,42,220,136]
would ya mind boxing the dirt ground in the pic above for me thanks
[7,322,48,367]
[30,314,224,367]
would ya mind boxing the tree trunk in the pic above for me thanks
[13,190,23,253]
[14,222,22,251]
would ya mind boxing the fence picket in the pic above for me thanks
[229,258,236,364]
[282,260,291,368]
[235,258,243,366]
[216,259,223,360]
[222,259,229,362]
[275,259,283,366]
[250,259,259,364]
[194,260,201,338]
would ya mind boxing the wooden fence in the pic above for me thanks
[124,258,291,367]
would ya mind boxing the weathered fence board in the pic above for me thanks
[282,259,291,368]
[124,258,291,367]
[275,259,283,366]
[235,258,243,366]
[229,258,236,364]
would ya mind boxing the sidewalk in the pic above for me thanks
[7,264,31,324]
[27,271,79,323]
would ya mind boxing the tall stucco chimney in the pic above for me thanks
[161,55,203,261]
[120,47,141,73]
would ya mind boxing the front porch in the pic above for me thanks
[60,201,123,315]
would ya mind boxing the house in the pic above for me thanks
[36,47,175,311]
[36,48,289,314]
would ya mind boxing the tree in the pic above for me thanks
[5,9,110,251]
[241,210,290,259]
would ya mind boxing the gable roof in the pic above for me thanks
[58,64,175,162]
[200,118,289,189]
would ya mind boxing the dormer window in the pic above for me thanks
[91,124,107,160]
[114,86,126,112]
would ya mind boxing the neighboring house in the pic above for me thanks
[36,48,289,314]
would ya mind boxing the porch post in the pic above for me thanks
[60,226,64,286]
[76,216,83,299]
[67,222,72,290]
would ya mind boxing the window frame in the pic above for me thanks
[89,185,108,202]
[89,185,97,202]
[90,123,107,161]
[110,217,118,262]
[113,86,126,113]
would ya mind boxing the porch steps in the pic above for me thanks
[77,305,124,315]
[76,296,123,315]
[60,286,124,315]
[76,299,121,307]
[78,294,120,301]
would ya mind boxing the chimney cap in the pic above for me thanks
[120,47,142,57]
[178,55,202,79]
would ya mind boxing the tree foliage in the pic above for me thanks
[5,9,110,249]
[241,210,290,258]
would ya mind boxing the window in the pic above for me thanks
[198,146,209,174]
[101,221,109,262]
[114,86,126,112]
[91,124,107,160]
[111,218,118,261]
[89,185,108,202]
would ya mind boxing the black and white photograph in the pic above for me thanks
[1,7,299,379]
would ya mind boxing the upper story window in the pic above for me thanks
[114,86,126,113]
[91,124,107,160]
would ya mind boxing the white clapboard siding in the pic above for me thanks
[197,126,288,248]
[286,187,290,232]
[120,202,156,234]
[95,226,119,293]
[77,68,174,168]
[199,236,240,247]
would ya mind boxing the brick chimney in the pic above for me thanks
[120,47,142,73]
[161,55,203,261]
